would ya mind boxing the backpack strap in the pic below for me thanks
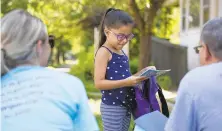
[145,78,169,117]
[157,84,169,117]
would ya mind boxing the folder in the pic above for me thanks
[134,111,168,131]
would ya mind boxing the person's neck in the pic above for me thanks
[205,58,221,65]
[16,62,40,67]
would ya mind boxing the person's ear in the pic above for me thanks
[36,40,43,55]
[104,26,110,36]
[104,29,109,36]
[203,44,212,61]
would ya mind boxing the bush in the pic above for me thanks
[129,58,139,74]
[69,46,99,93]
[157,75,172,90]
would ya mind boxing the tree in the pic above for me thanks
[1,0,29,15]
[75,0,179,71]
[1,0,179,68]
[129,0,166,70]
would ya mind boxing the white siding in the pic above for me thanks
[180,28,201,70]
[219,0,222,16]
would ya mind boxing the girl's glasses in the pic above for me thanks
[107,30,134,41]
[194,45,203,54]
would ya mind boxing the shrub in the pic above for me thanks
[69,46,99,92]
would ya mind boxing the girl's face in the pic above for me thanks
[105,24,134,50]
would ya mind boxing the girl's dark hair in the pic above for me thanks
[98,8,134,48]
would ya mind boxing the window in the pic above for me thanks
[181,0,212,32]
[189,0,200,28]
[182,0,186,31]
[203,0,210,23]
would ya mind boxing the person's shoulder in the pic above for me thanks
[43,68,85,93]
[95,47,111,60]
[179,64,219,95]
[183,66,206,80]
[178,66,207,94]
[183,63,219,81]
[44,68,82,83]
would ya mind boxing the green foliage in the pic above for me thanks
[129,28,140,60]
[153,6,180,42]
[1,0,178,90]
[130,58,139,75]
[95,115,103,130]
[69,46,99,92]
[129,6,180,61]
[157,75,172,90]
[1,0,29,14]
[87,93,101,100]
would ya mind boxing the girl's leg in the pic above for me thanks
[100,102,130,131]
[122,114,131,131]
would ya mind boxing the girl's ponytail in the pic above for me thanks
[98,8,115,49]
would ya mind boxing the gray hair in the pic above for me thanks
[201,17,222,60]
[1,9,48,75]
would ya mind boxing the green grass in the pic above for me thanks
[85,86,100,93]
[167,98,176,104]
[95,115,103,130]
[83,81,100,93]
[87,92,101,99]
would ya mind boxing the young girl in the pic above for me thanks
[94,8,148,131]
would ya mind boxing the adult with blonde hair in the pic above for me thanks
[1,9,98,131]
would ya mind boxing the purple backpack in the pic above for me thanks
[112,76,169,120]
[131,76,169,119]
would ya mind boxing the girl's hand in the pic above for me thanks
[125,75,148,87]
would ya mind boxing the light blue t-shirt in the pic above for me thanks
[165,62,222,131]
[1,66,99,131]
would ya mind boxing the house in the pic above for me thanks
[180,0,222,70]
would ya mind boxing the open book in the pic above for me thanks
[139,68,171,78]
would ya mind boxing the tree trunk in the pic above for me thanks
[62,52,65,63]
[48,49,54,65]
[56,49,60,65]
[139,33,152,70]
[129,0,166,70]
